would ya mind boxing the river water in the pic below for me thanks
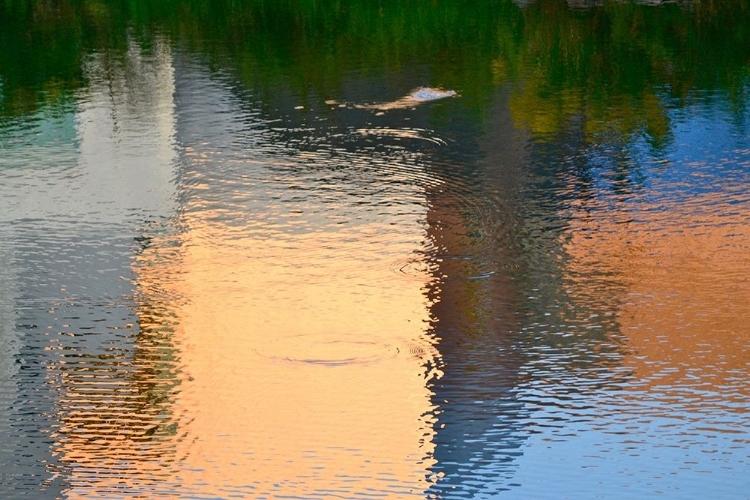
[1,1,749,498]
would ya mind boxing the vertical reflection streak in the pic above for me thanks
[423,93,530,497]
[127,62,443,498]
[51,36,182,498]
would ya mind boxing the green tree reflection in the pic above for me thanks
[1,0,749,142]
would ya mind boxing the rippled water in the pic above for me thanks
[2,2,750,498]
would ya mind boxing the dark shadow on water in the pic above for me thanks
[420,89,532,497]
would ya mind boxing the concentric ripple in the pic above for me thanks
[255,333,400,367]
[254,333,443,368]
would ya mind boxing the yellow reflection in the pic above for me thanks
[157,212,439,497]
[508,75,671,145]
[563,191,750,393]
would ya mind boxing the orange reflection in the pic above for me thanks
[156,210,439,497]
[563,190,750,392]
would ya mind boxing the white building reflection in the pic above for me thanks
[41,37,181,497]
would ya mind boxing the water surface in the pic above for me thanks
[1,1,749,498]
